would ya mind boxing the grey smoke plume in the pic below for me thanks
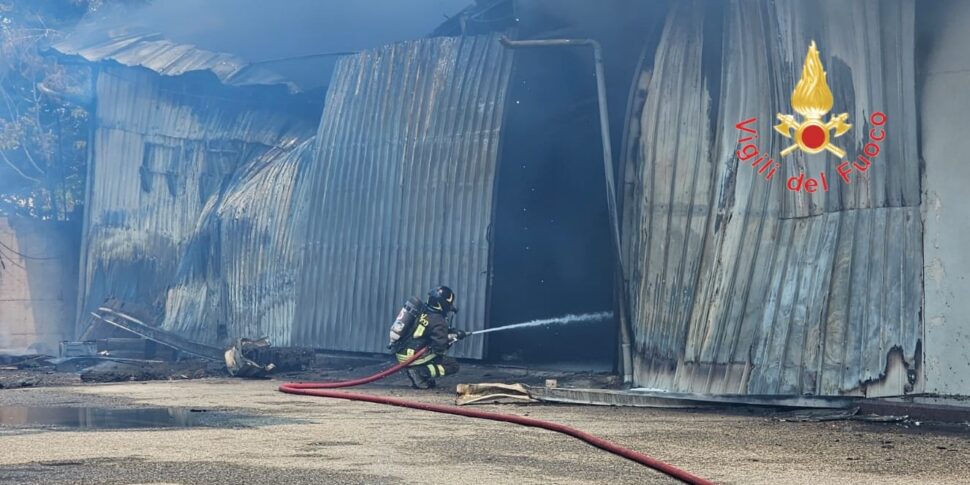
[85,0,472,90]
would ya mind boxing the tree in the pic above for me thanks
[0,0,110,221]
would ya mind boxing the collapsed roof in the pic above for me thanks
[51,23,297,92]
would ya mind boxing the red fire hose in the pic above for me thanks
[279,347,714,485]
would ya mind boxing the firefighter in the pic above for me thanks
[395,286,467,389]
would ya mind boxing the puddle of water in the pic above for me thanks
[0,406,213,429]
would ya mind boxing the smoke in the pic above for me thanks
[83,0,473,91]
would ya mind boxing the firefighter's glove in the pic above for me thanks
[447,330,468,344]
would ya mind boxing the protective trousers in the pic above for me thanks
[396,349,459,388]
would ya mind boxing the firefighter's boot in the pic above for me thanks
[406,367,434,389]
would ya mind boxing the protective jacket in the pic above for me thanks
[400,309,451,355]
[395,308,460,389]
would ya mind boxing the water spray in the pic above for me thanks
[466,311,613,336]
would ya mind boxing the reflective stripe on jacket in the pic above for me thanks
[400,310,450,354]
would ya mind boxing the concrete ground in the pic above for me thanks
[1,371,969,485]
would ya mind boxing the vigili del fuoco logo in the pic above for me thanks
[734,41,888,193]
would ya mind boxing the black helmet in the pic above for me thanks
[427,286,457,314]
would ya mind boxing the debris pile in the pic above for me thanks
[80,360,225,383]
[225,338,314,378]
[0,299,316,385]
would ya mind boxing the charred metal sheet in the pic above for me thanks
[92,306,222,361]
[291,35,513,358]
[59,341,98,358]
[52,25,295,91]
[78,66,314,337]
[160,139,316,346]
[621,0,921,396]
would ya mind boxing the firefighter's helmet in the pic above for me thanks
[427,286,457,314]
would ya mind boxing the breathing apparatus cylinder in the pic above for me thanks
[388,297,425,350]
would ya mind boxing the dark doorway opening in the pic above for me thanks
[487,46,616,369]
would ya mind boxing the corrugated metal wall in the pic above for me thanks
[80,66,311,333]
[292,35,513,358]
[622,0,921,396]
[161,139,315,345]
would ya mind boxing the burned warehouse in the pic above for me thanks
[1,0,970,483]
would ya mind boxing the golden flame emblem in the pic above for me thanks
[775,41,851,158]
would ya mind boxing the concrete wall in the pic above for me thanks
[921,0,970,395]
[0,216,78,355]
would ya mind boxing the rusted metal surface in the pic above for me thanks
[621,0,921,396]
[291,35,513,358]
